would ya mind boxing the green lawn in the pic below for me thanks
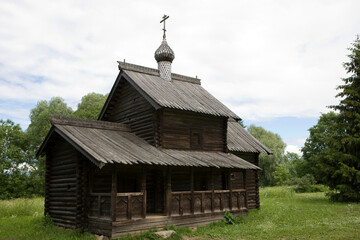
[0,187,359,240]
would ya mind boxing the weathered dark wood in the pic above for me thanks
[111,170,117,221]
[231,152,260,210]
[228,170,233,210]
[141,167,146,219]
[45,137,82,227]
[210,168,214,212]
[106,79,156,145]
[190,168,194,214]
[166,167,172,216]
[160,109,225,151]
[128,195,132,220]
[40,58,269,238]
[44,154,51,216]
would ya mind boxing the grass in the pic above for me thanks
[182,187,360,240]
[0,198,94,240]
[0,187,359,240]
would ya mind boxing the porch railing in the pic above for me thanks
[170,189,247,216]
[115,192,146,220]
[89,189,246,221]
[89,193,111,218]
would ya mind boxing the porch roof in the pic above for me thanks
[38,116,260,170]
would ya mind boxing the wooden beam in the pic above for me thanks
[111,169,117,221]
[243,170,248,209]
[141,167,146,219]
[210,168,214,213]
[127,195,132,220]
[180,193,184,216]
[228,169,233,210]
[97,195,101,217]
[166,166,172,216]
[190,167,194,214]
[201,192,205,213]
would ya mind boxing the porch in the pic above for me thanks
[87,165,248,236]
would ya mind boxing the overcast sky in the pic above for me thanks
[1,0,359,154]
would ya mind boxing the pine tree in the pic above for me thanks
[318,36,360,202]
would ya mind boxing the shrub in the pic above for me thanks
[223,211,236,225]
[291,174,328,193]
[273,164,290,186]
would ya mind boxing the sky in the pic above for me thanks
[0,0,359,155]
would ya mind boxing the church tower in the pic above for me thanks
[154,15,175,81]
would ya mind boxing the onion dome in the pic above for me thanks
[154,39,175,63]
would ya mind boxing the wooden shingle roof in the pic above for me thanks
[99,62,240,120]
[227,118,272,154]
[38,117,260,170]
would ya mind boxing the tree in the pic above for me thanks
[26,97,73,196]
[248,125,286,186]
[319,36,360,202]
[283,152,306,179]
[301,112,338,182]
[27,97,73,151]
[73,92,108,120]
[0,119,40,198]
[273,163,290,186]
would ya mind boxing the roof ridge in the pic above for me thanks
[50,115,131,132]
[118,61,201,85]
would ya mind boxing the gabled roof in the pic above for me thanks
[38,117,260,170]
[99,62,240,120]
[227,118,272,154]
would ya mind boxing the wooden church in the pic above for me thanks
[37,17,271,238]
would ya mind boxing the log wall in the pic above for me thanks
[231,152,260,209]
[44,136,88,229]
[159,109,227,151]
[106,79,156,145]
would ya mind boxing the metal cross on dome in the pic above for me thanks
[160,15,169,40]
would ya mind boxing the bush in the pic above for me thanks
[273,164,290,186]
[223,211,236,225]
[291,174,327,193]
[327,185,360,202]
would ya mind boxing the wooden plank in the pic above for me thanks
[97,195,101,217]
[141,167,146,219]
[190,167,194,215]
[111,170,117,221]
[228,170,233,210]
[180,193,183,216]
[127,195,132,220]
[210,168,214,213]
[166,167,172,216]
[201,192,205,213]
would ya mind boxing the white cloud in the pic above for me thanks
[0,0,359,143]
[285,145,302,156]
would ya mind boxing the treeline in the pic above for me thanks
[247,126,318,190]
[253,36,360,202]
[0,93,108,199]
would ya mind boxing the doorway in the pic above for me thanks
[146,169,164,214]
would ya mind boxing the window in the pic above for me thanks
[190,129,203,150]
